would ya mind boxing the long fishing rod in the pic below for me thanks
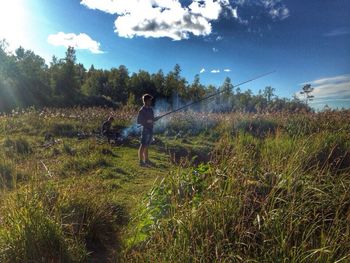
[155,70,276,121]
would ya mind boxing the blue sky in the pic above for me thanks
[0,0,349,109]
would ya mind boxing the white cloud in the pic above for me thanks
[233,0,246,6]
[80,0,290,40]
[216,35,223,41]
[324,28,350,37]
[212,47,219,52]
[80,0,137,15]
[262,0,290,20]
[307,75,350,86]
[234,0,289,22]
[230,6,239,19]
[47,32,104,54]
[200,68,206,74]
[298,74,350,102]
[80,0,237,40]
[211,69,220,73]
[189,0,225,20]
[224,69,231,72]
[269,7,289,20]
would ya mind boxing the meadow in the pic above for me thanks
[0,107,349,262]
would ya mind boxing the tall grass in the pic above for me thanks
[126,127,350,262]
[0,191,78,262]
[0,179,127,262]
[1,107,349,262]
[0,159,16,189]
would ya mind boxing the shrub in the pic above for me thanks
[0,194,82,263]
[56,185,128,260]
[59,194,126,252]
[0,183,128,262]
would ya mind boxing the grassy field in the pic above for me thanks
[0,107,349,262]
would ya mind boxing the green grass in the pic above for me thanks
[126,132,350,262]
[0,108,174,261]
[0,108,349,262]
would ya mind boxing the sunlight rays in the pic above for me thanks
[0,0,30,50]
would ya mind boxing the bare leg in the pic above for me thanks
[139,145,145,162]
[144,146,149,161]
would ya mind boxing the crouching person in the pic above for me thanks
[101,116,116,143]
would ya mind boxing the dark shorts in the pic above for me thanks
[141,128,153,146]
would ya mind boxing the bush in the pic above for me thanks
[59,194,125,252]
[56,184,128,260]
[0,183,128,262]
[0,194,82,263]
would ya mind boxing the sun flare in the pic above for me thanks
[0,0,29,49]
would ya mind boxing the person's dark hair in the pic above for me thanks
[142,94,153,103]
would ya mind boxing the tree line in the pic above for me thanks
[0,41,310,113]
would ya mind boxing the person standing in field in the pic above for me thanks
[137,94,158,166]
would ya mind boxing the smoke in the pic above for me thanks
[120,123,140,138]
[118,97,172,139]
[152,94,224,136]
[153,97,174,134]
[119,90,231,139]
